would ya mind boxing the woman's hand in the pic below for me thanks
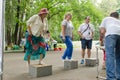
[62,36,66,42]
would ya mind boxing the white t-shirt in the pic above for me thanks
[78,23,94,40]
[27,14,48,37]
[61,19,74,38]
[99,17,120,37]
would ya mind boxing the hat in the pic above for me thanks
[39,8,49,15]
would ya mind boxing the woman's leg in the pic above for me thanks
[39,54,44,65]
[62,36,73,60]
[28,55,31,65]
[62,48,68,60]
[62,37,68,60]
[67,37,73,59]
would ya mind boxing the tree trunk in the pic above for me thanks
[14,0,20,45]
[18,26,22,45]
[5,0,13,46]
[6,29,11,45]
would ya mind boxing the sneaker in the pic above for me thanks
[61,57,65,62]
[68,58,74,61]
[80,59,84,64]
[39,61,45,65]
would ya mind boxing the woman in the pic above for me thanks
[61,12,74,60]
[24,8,49,65]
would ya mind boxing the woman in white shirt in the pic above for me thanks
[24,8,49,65]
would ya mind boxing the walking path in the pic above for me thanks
[3,41,106,80]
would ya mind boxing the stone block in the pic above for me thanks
[64,60,78,70]
[29,64,52,77]
[85,58,97,67]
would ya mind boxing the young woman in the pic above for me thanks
[61,12,74,60]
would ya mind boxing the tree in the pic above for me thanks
[99,0,117,16]
[5,0,105,47]
[5,0,30,45]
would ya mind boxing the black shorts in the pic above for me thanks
[81,39,92,49]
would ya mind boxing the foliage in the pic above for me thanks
[5,0,30,45]
[99,0,117,16]
[5,0,106,45]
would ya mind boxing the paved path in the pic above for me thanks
[3,41,106,80]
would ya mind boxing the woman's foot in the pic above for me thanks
[39,61,45,65]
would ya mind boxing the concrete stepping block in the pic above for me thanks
[64,60,78,70]
[29,64,52,77]
[85,58,98,67]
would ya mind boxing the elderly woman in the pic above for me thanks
[24,8,49,65]
[61,12,74,60]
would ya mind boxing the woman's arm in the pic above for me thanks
[61,25,65,39]
[27,26,32,35]
[26,15,37,35]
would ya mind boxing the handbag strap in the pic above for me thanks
[81,24,89,34]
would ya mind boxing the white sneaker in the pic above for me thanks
[39,61,45,65]
[68,58,74,61]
